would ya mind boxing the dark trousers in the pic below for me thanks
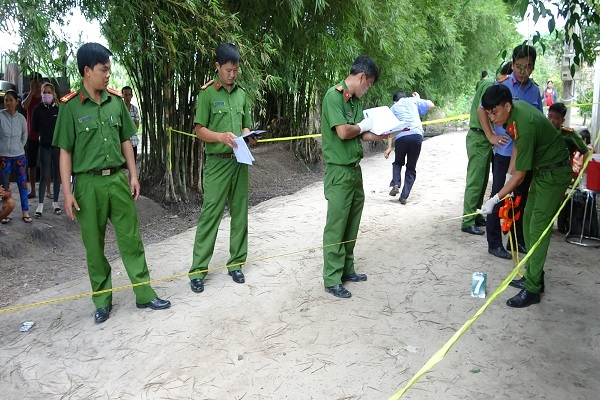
[389,134,423,199]
[486,154,532,249]
[38,146,60,203]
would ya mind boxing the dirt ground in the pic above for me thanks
[0,131,599,399]
[0,143,324,309]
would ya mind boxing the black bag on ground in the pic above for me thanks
[558,190,599,237]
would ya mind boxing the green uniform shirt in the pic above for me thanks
[560,127,589,155]
[53,87,136,174]
[469,77,494,129]
[507,101,569,171]
[194,78,251,155]
[321,81,364,165]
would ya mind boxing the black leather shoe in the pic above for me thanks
[509,274,545,293]
[136,297,171,310]
[94,305,112,323]
[506,243,527,254]
[488,246,511,260]
[475,219,486,227]
[342,273,367,282]
[325,284,352,298]
[506,289,540,308]
[228,270,245,284]
[190,278,204,293]
[461,225,484,235]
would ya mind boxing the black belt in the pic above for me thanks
[470,127,485,133]
[84,167,121,176]
[536,159,570,172]
[210,153,235,158]
[346,162,360,168]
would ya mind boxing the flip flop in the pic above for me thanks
[22,216,32,223]
[46,193,53,199]
[1,217,11,224]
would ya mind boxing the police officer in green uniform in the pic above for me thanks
[53,43,171,323]
[547,102,591,157]
[480,85,572,308]
[321,55,390,298]
[188,43,254,294]
[461,62,513,235]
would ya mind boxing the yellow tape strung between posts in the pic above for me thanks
[389,137,599,399]
[0,239,356,315]
[169,101,598,143]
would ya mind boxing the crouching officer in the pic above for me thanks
[53,42,171,323]
[480,85,571,308]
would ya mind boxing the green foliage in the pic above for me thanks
[523,0,600,69]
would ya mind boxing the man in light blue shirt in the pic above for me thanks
[384,91,434,204]
[485,44,543,259]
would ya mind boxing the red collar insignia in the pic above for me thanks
[343,90,351,101]
[215,81,221,90]
[506,122,518,140]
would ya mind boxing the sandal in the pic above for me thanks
[54,208,62,215]
[35,212,42,219]
[22,216,32,223]
[1,217,11,224]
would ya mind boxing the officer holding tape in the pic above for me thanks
[480,85,571,308]
[320,55,390,298]
[53,43,171,323]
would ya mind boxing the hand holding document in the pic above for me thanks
[362,106,410,136]
[233,130,265,165]
[242,130,266,143]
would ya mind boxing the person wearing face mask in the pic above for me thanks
[0,90,31,223]
[32,82,61,217]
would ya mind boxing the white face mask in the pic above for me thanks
[42,93,53,104]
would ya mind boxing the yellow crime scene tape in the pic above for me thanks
[389,132,600,399]
[2,104,598,397]
[168,101,597,143]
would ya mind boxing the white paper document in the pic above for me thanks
[233,137,255,165]
[363,106,410,135]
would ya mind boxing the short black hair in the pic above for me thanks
[29,72,42,81]
[499,62,512,76]
[548,102,567,118]
[349,55,380,83]
[3,89,18,101]
[579,129,591,145]
[481,71,488,79]
[77,42,113,77]
[547,80,553,84]
[122,86,133,93]
[512,44,537,66]
[393,91,408,102]
[216,43,241,65]
[481,85,512,110]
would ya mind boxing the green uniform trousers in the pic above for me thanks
[190,156,248,280]
[523,166,572,293]
[462,129,492,228]
[323,164,365,287]
[74,171,157,309]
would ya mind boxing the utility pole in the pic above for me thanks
[591,49,600,151]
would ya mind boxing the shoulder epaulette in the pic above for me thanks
[60,91,78,103]
[561,126,575,133]
[335,85,343,92]
[107,87,122,97]
[496,76,509,83]
[201,80,215,90]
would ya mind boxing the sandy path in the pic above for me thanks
[1,130,598,399]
